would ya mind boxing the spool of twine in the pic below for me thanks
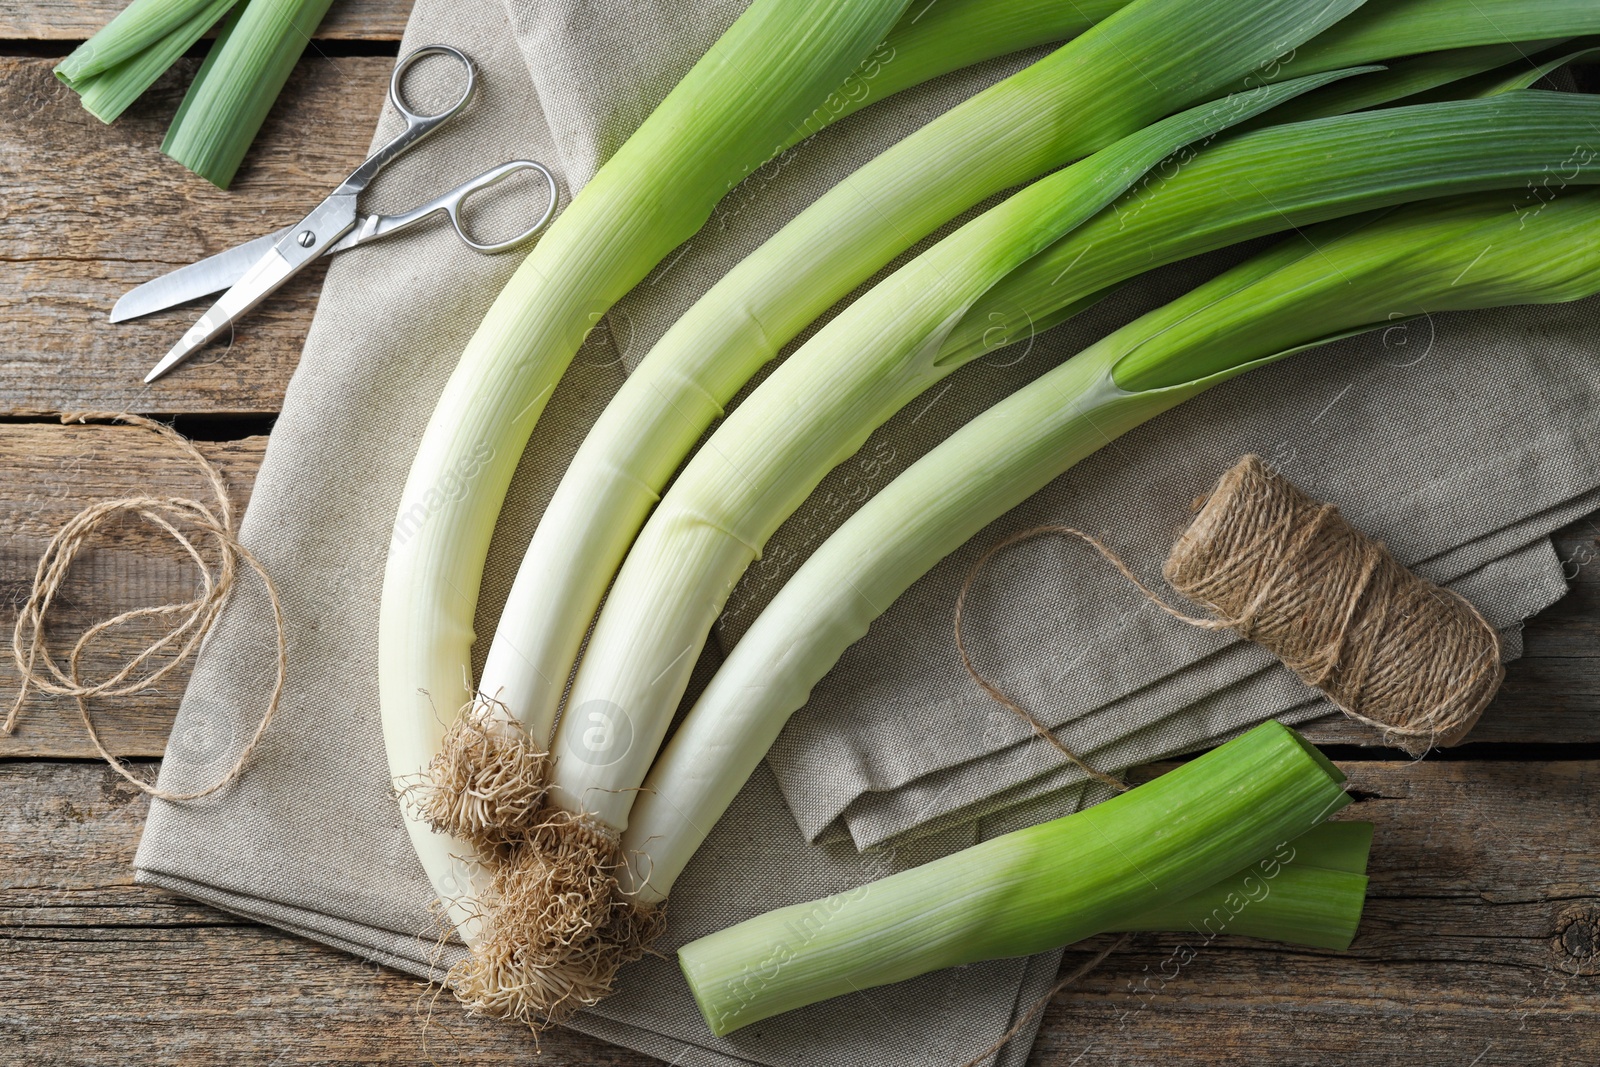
[1163,454,1502,754]
[957,454,1504,773]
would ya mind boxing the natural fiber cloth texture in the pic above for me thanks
[127,1,1599,1065]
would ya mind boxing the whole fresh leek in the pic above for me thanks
[546,68,1356,840]
[628,187,1600,901]
[54,0,238,123]
[161,0,336,188]
[483,0,1600,800]
[487,0,1363,808]
[378,0,915,1020]
[679,721,1352,1035]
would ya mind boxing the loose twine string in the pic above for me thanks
[952,454,1505,1058]
[7,412,286,801]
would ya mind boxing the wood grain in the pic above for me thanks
[0,55,383,416]
[0,0,409,41]
[0,423,266,759]
[1033,758,1600,1066]
[5,757,1596,1064]
[0,765,658,1066]
[5,421,1600,758]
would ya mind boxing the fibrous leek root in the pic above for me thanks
[448,809,665,1026]
[403,696,549,852]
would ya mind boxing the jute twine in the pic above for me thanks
[7,412,286,801]
[956,454,1503,767]
[953,454,1505,1048]
[1165,454,1503,754]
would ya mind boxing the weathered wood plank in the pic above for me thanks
[3,757,1595,1063]
[0,55,384,416]
[5,421,1600,757]
[0,0,408,41]
[0,423,266,759]
[0,759,658,1065]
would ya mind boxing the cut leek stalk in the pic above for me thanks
[54,0,237,124]
[679,721,1352,1035]
[161,0,336,188]
[1128,820,1373,950]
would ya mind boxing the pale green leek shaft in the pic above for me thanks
[679,721,1351,1035]
[631,187,1600,903]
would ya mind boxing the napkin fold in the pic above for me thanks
[129,2,1598,1065]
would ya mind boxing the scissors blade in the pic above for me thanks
[111,227,294,323]
[144,196,357,383]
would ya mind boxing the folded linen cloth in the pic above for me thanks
[127,2,1598,1065]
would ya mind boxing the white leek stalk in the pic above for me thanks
[377,0,914,1014]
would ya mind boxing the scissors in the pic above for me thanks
[121,44,558,384]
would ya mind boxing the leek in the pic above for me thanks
[679,721,1352,1035]
[487,0,1364,804]
[570,92,1600,900]
[629,187,1600,899]
[547,67,1358,838]
[378,0,916,1014]
[161,0,336,188]
[946,92,1600,362]
[1288,0,1600,73]
[484,0,1600,803]
[1408,38,1600,102]
[806,0,1131,140]
[1245,39,1568,127]
[1126,820,1372,950]
[54,0,237,124]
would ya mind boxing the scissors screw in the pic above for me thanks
[297,230,317,248]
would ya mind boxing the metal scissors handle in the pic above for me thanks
[337,44,479,199]
[330,159,558,255]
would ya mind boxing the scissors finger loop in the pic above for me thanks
[390,44,477,129]
[448,160,560,253]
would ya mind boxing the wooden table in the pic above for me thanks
[4,8,1598,1064]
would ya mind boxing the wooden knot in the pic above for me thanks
[1164,455,1503,755]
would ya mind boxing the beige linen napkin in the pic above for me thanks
[761,277,1600,847]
